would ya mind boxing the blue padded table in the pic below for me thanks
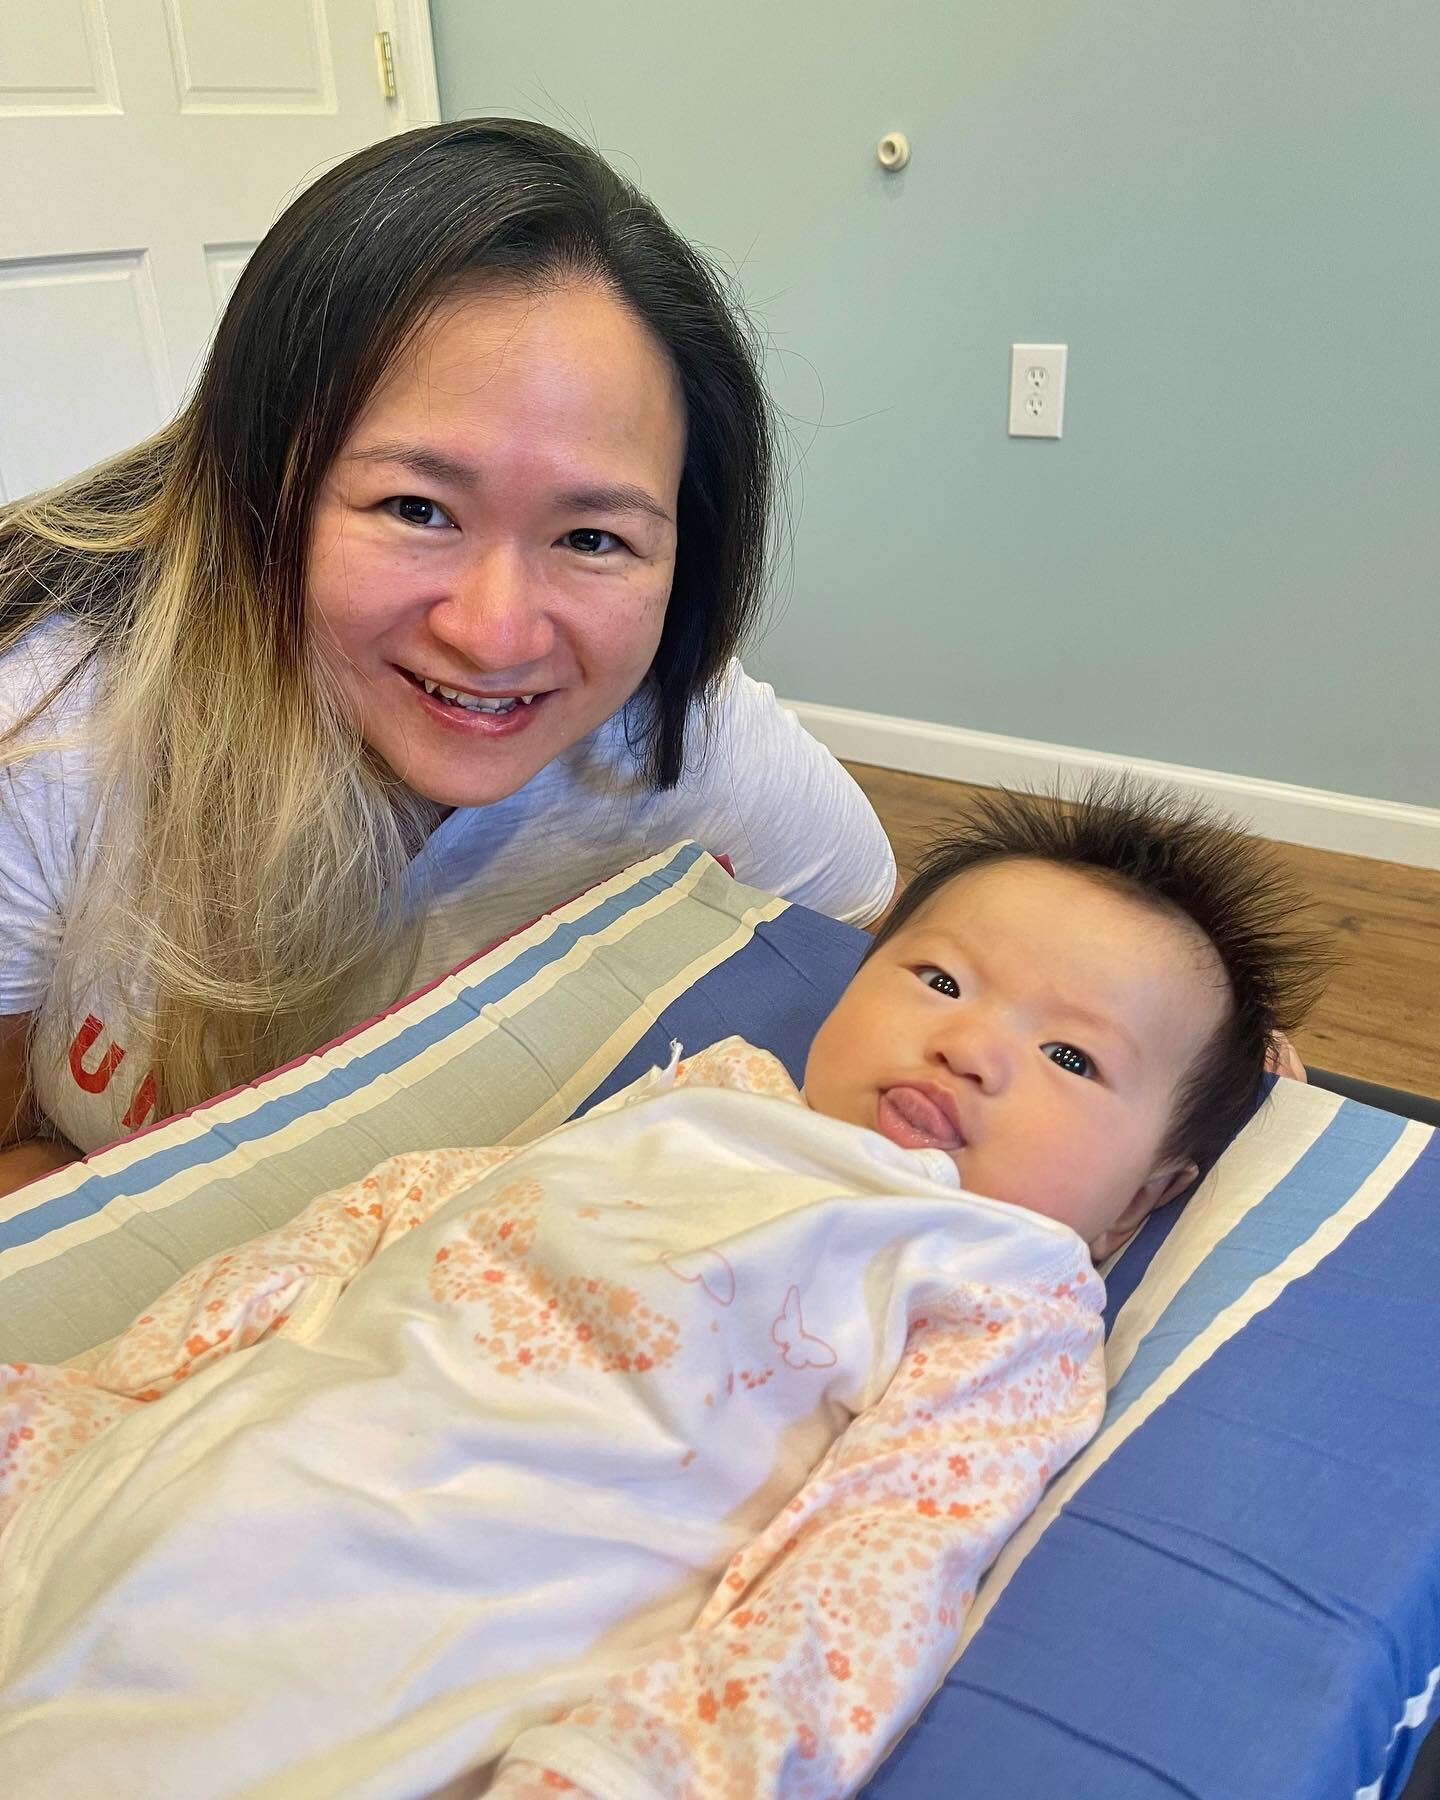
[5,845,1435,1798]
[561,882,1440,1800]
[585,901,1440,1800]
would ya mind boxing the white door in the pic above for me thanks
[0,0,437,502]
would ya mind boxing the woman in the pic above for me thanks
[0,119,895,1193]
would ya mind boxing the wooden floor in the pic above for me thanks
[845,761,1440,1101]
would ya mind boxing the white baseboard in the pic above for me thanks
[781,698,1440,871]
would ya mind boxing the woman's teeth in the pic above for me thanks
[419,679,536,715]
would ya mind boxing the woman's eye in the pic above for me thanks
[1042,1042,1094,1079]
[562,527,622,555]
[386,496,455,529]
[917,966,960,999]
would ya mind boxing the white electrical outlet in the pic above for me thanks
[1008,344,1067,439]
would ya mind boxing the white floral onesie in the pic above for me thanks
[0,1040,1105,1800]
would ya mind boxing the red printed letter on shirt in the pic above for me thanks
[69,1014,126,1093]
[121,1072,158,1130]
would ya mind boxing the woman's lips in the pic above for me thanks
[875,1084,966,1152]
[397,666,551,737]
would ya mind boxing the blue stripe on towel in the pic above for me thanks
[1102,1098,1408,1427]
[0,845,708,1255]
[574,905,868,1113]
[864,1127,1440,1800]
[1101,1075,1280,1331]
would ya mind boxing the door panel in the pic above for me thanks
[0,0,121,114]
[0,0,414,497]
[203,240,256,312]
[165,0,334,113]
[0,251,173,500]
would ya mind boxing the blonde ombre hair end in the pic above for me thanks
[2,417,426,1115]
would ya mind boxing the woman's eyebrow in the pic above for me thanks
[346,441,476,486]
[552,484,674,526]
[345,442,673,524]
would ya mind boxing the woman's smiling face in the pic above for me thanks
[306,279,686,809]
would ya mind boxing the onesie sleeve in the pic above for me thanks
[492,1277,1105,1799]
[88,1142,524,1394]
[0,1142,521,1528]
[680,662,896,928]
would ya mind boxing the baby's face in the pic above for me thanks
[803,859,1229,1257]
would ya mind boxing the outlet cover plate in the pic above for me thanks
[1009,343,1067,439]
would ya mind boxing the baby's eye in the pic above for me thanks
[562,527,623,554]
[917,966,960,999]
[386,496,456,529]
[1042,1042,1094,1079]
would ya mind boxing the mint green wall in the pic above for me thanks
[430,1,1437,805]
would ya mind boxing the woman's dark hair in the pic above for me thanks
[871,778,1332,1175]
[201,117,773,786]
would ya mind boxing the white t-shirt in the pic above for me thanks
[0,618,895,1152]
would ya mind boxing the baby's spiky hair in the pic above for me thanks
[870,776,1332,1174]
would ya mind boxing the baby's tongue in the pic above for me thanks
[876,1087,962,1151]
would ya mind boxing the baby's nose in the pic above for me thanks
[932,1016,1009,1094]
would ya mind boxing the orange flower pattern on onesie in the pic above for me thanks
[492,1284,1101,1800]
[427,1178,682,1378]
[0,1142,516,1529]
[0,1038,1106,1800]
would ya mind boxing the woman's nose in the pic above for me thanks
[429,546,555,671]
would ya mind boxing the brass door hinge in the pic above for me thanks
[374,30,398,101]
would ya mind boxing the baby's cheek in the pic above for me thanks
[1053,1127,1138,1238]
[803,1048,863,1131]
[1001,1132,1100,1232]
[798,1021,838,1114]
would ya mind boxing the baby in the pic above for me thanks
[0,781,1321,1800]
